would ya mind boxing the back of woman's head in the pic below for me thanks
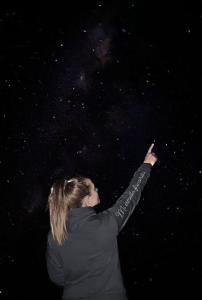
[47,175,91,245]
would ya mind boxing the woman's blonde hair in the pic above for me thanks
[47,176,91,245]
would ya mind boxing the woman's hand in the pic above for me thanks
[143,143,158,166]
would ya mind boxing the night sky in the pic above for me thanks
[0,2,200,299]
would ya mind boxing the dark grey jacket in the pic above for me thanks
[46,163,152,300]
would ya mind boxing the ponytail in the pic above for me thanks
[47,176,91,245]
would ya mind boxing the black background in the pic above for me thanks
[0,1,200,299]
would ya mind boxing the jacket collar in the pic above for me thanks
[68,206,95,216]
[67,207,96,230]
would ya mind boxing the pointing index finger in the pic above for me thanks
[147,143,154,153]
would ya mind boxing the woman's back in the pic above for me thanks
[46,207,128,299]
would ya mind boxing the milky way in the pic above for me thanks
[0,2,200,298]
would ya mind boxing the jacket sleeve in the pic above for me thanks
[106,162,152,234]
[45,234,65,287]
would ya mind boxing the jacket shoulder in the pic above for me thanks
[96,209,119,236]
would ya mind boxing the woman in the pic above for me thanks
[46,143,157,300]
